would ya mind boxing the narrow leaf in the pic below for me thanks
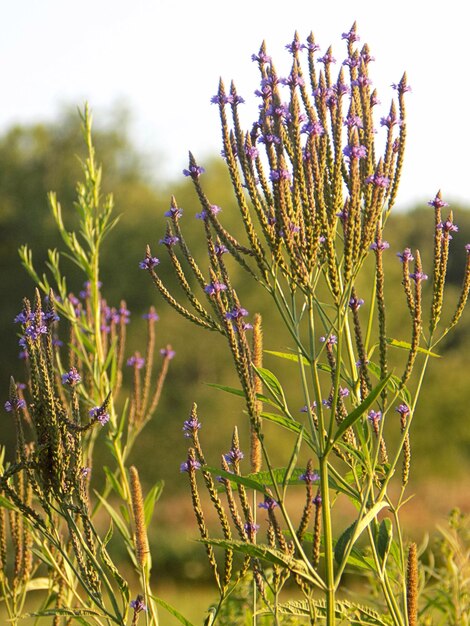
[386,337,440,358]
[377,518,393,563]
[329,375,392,447]
[144,480,164,528]
[152,596,197,626]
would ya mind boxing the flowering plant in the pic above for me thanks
[142,23,470,625]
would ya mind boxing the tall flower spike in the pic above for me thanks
[251,313,263,473]
[129,466,149,568]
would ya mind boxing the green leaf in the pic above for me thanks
[151,596,197,626]
[386,337,440,358]
[203,467,268,494]
[261,412,316,450]
[144,480,164,528]
[206,383,277,408]
[0,494,18,511]
[367,362,411,406]
[103,466,125,499]
[335,501,390,566]
[283,428,303,491]
[202,539,323,587]
[94,491,131,544]
[329,374,392,448]
[377,518,393,563]
[253,366,287,408]
[265,350,310,366]
[24,577,56,592]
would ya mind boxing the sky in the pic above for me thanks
[1,0,468,209]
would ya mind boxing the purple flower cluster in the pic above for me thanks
[139,256,160,270]
[127,355,145,369]
[397,248,414,263]
[349,296,364,311]
[61,367,81,386]
[183,164,205,179]
[130,596,147,613]
[89,405,110,426]
[259,496,278,511]
[160,347,176,360]
[224,448,244,465]
[4,398,26,412]
[164,205,183,219]
[299,468,320,484]
[159,234,180,247]
[204,282,227,297]
[180,457,201,473]
[183,415,201,438]
[196,204,222,220]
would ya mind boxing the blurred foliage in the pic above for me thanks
[1,109,470,501]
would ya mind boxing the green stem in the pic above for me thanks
[319,455,336,625]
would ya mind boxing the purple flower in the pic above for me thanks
[251,51,272,64]
[180,458,201,472]
[14,311,29,324]
[244,522,260,534]
[339,387,350,398]
[313,494,322,506]
[368,410,382,424]
[142,310,159,321]
[465,244,470,254]
[258,133,281,145]
[211,93,233,105]
[269,168,291,182]
[196,204,222,220]
[320,335,337,346]
[183,415,201,438]
[409,271,428,283]
[349,296,364,311]
[215,243,229,257]
[225,306,249,320]
[380,114,403,128]
[428,195,449,210]
[159,234,180,247]
[127,355,145,369]
[139,256,160,270]
[342,28,360,43]
[370,240,390,251]
[80,467,91,478]
[285,39,306,53]
[396,404,410,417]
[437,219,459,239]
[392,79,412,94]
[204,282,227,297]
[301,120,324,136]
[89,405,110,426]
[4,398,26,412]
[245,145,259,159]
[61,367,81,386]
[24,322,48,341]
[258,496,278,511]
[299,469,320,484]
[343,144,367,160]
[397,248,414,263]
[352,75,372,88]
[366,173,390,188]
[130,596,147,613]
[300,401,317,413]
[164,205,183,219]
[224,449,244,464]
[183,164,205,179]
[344,115,363,129]
[160,347,176,360]
[318,53,336,64]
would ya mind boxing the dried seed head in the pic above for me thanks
[129,466,149,568]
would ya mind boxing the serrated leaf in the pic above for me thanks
[329,375,392,448]
[151,596,197,626]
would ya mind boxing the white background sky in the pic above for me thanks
[1,0,468,209]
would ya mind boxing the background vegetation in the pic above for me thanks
[1,109,469,591]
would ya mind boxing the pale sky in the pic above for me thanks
[1,0,468,209]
